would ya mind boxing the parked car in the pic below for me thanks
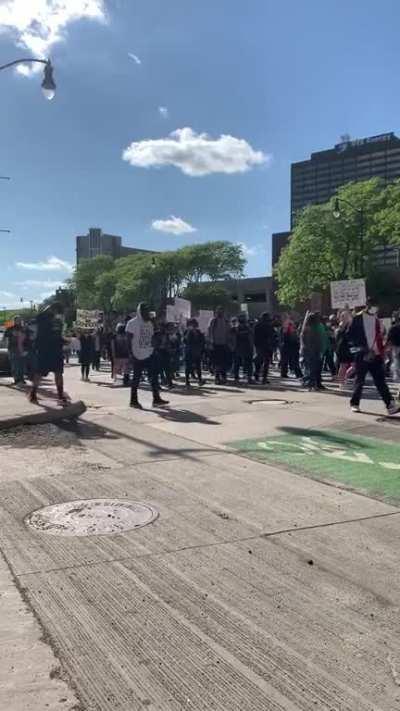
[0,329,11,376]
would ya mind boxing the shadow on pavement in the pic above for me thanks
[276,426,376,449]
[153,407,220,425]
[60,417,218,461]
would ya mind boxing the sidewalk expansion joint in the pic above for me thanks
[15,509,400,580]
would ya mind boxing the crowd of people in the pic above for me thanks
[3,299,400,415]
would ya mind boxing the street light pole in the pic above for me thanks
[333,196,364,277]
[0,58,56,100]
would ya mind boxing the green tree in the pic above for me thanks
[72,241,247,313]
[373,179,400,246]
[276,179,386,306]
[73,256,115,309]
[182,283,233,310]
[112,253,160,310]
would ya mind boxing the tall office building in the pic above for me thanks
[291,132,400,227]
[76,227,155,264]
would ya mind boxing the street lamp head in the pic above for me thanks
[333,197,341,219]
[41,60,56,101]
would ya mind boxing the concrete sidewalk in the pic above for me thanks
[0,380,86,430]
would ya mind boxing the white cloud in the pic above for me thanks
[152,216,197,236]
[0,290,16,300]
[16,279,63,289]
[0,0,106,75]
[15,256,73,272]
[128,52,141,65]
[158,106,169,119]
[238,242,263,258]
[122,127,268,177]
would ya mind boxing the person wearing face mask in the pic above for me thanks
[347,299,399,415]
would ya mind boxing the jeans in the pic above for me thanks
[233,351,253,381]
[254,349,272,381]
[280,346,302,378]
[158,350,173,386]
[130,355,159,402]
[392,347,400,383]
[323,350,336,376]
[185,353,203,383]
[10,352,25,382]
[81,364,90,379]
[350,355,392,408]
[213,344,229,381]
[303,353,322,388]
[92,351,101,371]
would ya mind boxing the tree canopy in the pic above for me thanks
[276,178,398,306]
[72,241,245,312]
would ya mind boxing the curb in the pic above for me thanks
[0,400,87,431]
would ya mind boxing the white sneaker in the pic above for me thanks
[351,405,361,413]
[387,401,400,416]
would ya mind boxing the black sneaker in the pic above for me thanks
[130,401,143,410]
[153,397,169,407]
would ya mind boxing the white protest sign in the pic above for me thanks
[166,298,191,327]
[197,309,214,333]
[330,279,366,310]
[175,298,191,322]
[76,309,102,329]
[166,304,176,323]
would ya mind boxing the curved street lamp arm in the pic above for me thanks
[336,195,363,215]
[0,58,49,72]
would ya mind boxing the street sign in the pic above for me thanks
[330,279,366,309]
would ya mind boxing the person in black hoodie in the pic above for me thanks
[184,319,205,387]
[254,312,275,384]
[232,313,254,385]
[79,329,95,381]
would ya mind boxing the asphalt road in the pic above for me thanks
[1,363,400,710]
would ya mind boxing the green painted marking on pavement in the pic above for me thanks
[229,428,400,505]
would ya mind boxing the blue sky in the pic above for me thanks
[0,0,399,307]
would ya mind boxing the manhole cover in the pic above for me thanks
[247,399,289,405]
[25,499,158,537]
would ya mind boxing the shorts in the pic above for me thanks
[37,353,64,377]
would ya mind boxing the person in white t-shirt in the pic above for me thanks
[125,303,169,410]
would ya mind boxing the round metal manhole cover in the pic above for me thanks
[25,499,158,537]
